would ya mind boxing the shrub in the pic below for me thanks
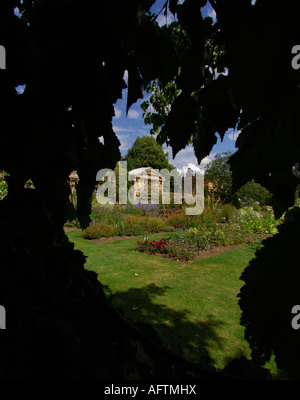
[165,236,199,261]
[233,207,279,234]
[0,171,8,200]
[120,204,145,216]
[213,229,226,246]
[218,204,239,222]
[186,224,252,249]
[160,203,184,218]
[142,216,164,233]
[89,204,122,224]
[186,204,219,230]
[164,213,188,230]
[81,221,119,239]
[193,232,212,250]
[136,235,200,261]
[186,227,199,238]
[234,179,272,207]
[137,238,170,255]
[122,215,148,235]
[132,202,160,217]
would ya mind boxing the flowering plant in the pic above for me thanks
[136,238,171,254]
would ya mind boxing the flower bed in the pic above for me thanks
[79,203,280,240]
[135,226,270,262]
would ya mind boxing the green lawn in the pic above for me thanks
[66,230,273,374]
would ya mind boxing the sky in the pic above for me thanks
[112,1,240,176]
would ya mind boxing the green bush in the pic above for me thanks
[164,213,188,230]
[218,204,239,222]
[90,204,122,224]
[0,171,8,200]
[186,227,199,238]
[81,221,119,239]
[187,204,219,230]
[233,207,279,234]
[165,236,199,261]
[234,179,272,207]
[142,216,165,233]
[213,229,226,246]
[122,215,146,235]
[186,224,254,249]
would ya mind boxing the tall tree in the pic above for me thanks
[235,179,272,207]
[204,152,233,203]
[123,135,173,171]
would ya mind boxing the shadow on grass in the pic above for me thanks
[102,282,275,379]
[103,283,225,371]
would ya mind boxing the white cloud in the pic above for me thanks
[116,134,131,152]
[113,125,131,133]
[156,10,176,27]
[113,125,149,136]
[114,106,122,119]
[14,7,22,18]
[127,109,140,119]
[200,155,215,168]
[177,163,204,177]
[15,84,26,95]
[207,7,216,22]
[228,130,240,141]
[123,70,128,85]
[201,3,217,24]
[164,144,215,175]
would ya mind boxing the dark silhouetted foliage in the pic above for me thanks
[1,0,300,379]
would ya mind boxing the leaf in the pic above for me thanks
[199,75,239,140]
[229,98,300,216]
[126,57,144,114]
[161,91,198,159]
[169,0,178,16]
[159,29,180,86]
[134,17,162,86]
[193,112,218,164]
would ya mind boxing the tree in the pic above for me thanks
[204,152,233,204]
[204,153,272,207]
[123,136,174,171]
[234,179,271,208]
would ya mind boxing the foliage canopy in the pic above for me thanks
[204,152,233,203]
[1,0,300,379]
[123,135,174,171]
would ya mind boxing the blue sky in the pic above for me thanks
[113,0,240,175]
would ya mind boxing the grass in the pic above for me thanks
[66,230,279,376]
